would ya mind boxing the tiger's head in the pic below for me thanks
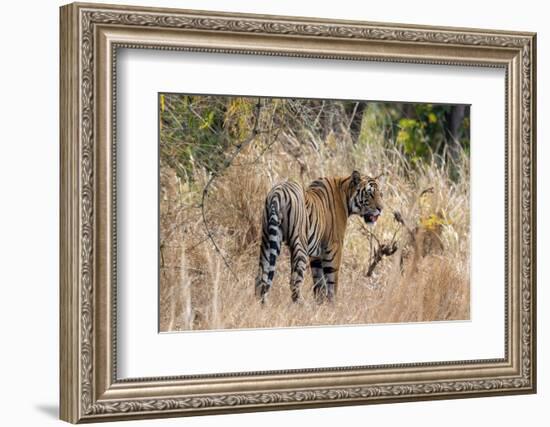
[347,170,384,225]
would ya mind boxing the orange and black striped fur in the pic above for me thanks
[255,171,384,303]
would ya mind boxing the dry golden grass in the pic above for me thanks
[159,132,470,332]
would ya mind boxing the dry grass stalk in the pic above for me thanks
[180,251,193,330]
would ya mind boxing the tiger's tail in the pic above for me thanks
[255,193,283,303]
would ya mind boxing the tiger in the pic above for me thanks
[254,170,384,303]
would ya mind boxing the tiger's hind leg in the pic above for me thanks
[255,205,282,304]
[310,257,327,303]
[289,242,308,303]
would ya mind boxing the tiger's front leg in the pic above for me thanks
[322,244,343,302]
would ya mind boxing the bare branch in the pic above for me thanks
[366,242,399,277]
[200,98,263,281]
[419,186,434,198]
[360,210,407,277]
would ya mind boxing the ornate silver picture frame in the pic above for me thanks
[60,2,536,423]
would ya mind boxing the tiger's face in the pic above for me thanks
[348,170,384,225]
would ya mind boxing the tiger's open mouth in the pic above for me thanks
[363,213,380,225]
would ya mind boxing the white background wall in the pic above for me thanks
[0,0,545,426]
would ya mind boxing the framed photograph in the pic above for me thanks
[60,2,537,423]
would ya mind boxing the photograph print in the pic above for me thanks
[159,94,471,332]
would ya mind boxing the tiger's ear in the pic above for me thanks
[351,170,362,187]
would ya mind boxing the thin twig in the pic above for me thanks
[200,98,263,281]
[186,235,210,252]
[231,127,282,167]
[359,223,381,246]
[347,102,360,132]
[186,103,222,136]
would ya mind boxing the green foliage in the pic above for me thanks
[159,94,258,181]
[159,94,470,182]
[396,117,429,161]
[392,104,469,161]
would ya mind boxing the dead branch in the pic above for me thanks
[360,211,403,277]
[361,189,433,278]
[366,242,399,277]
[419,186,434,198]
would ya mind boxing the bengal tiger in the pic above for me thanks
[255,170,384,303]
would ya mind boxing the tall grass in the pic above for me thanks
[159,104,470,332]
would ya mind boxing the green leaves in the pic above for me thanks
[160,95,229,180]
[159,96,470,183]
[397,117,429,159]
[388,103,469,165]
